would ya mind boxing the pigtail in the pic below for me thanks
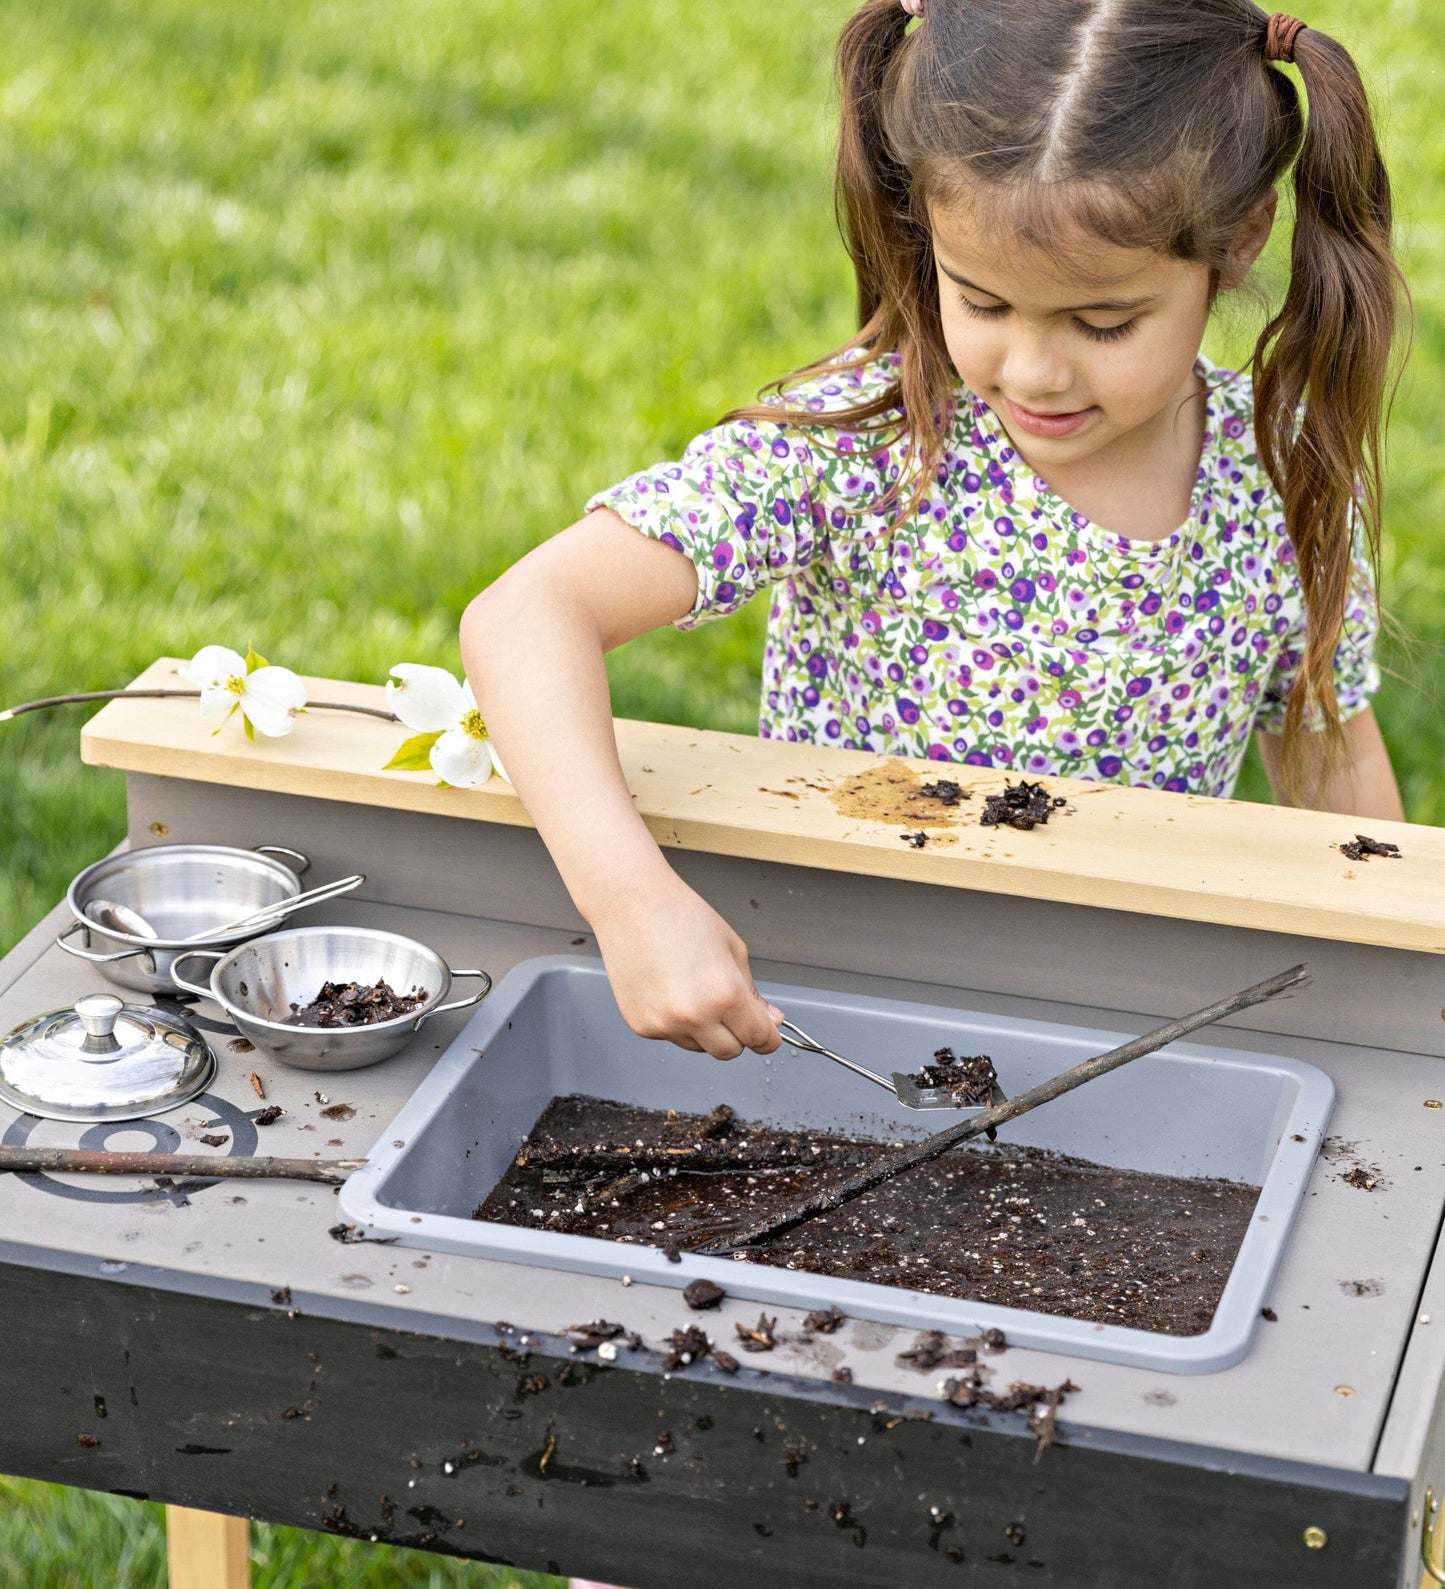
[726,0,957,522]
[1252,22,1408,792]
[834,0,923,332]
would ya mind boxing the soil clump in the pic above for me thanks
[1338,834,1401,861]
[979,780,1068,831]
[283,979,426,1028]
[902,1047,997,1105]
[475,1095,1258,1336]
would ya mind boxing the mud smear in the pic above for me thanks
[827,761,967,839]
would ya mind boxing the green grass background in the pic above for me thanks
[0,0,1442,1581]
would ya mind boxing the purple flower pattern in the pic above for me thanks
[588,355,1379,797]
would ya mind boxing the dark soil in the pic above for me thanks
[1339,834,1401,861]
[283,979,426,1027]
[979,780,1068,831]
[474,1095,1259,1336]
[903,1046,997,1105]
[913,779,969,807]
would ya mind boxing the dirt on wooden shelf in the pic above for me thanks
[474,1095,1259,1337]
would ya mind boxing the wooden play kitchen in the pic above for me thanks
[2,656,1445,1587]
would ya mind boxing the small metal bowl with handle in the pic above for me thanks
[58,844,363,995]
[170,925,493,1072]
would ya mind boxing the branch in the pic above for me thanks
[700,964,1310,1254]
[0,1147,366,1184]
[0,688,398,723]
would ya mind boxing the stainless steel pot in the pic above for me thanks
[170,925,492,1072]
[58,844,313,994]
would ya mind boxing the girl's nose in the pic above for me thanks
[1000,329,1072,402]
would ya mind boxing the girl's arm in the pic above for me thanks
[1255,706,1405,819]
[460,506,783,1061]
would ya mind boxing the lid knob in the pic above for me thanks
[74,993,124,1054]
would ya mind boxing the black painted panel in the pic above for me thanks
[0,1260,1408,1588]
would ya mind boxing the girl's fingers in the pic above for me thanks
[901,0,925,16]
[693,1023,746,1062]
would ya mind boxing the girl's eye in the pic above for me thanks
[957,295,1008,320]
[1075,319,1137,344]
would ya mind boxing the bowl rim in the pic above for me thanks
[67,844,305,950]
[194,924,451,1036]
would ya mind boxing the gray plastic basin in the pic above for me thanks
[340,955,1333,1374]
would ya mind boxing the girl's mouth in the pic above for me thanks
[1004,399,1097,439]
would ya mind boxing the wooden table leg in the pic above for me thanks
[165,1505,251,1589]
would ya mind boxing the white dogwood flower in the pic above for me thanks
[186,645,306,739]
[384,663,507,787]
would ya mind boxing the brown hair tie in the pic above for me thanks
[1264,12,1307,63]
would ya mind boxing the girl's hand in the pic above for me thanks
[589,870,784,1061]
[900,1,924,15]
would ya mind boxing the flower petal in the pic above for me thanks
[240,665,307,737]
[199,686,239,722]
[187,645,246,690]
[386,664,466,733]
[430,725,493,787]
[488,744,510,783]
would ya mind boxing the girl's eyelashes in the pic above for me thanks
[1075,319,1137,344]
[955,294,1138,343]
[957,296,1008,321]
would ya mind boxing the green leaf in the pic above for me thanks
[244,646,269,672]
[382,731,441,772]
[242,711,256,743]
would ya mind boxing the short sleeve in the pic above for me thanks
[1255,530,1380,733]
[586,418,833,630]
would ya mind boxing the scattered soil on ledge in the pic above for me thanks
[475,1095,1259,1337]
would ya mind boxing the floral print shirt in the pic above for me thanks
[588,354,1379,796]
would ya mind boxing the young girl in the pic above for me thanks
[461,0,1407,1066]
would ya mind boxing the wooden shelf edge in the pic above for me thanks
[78,658,1445,957]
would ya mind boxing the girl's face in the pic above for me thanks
[929,199,1235,466]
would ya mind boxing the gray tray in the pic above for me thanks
[340,955,1334,1373]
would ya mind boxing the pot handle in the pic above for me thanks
[56,920,154,969]
[414,969,493,1029]
[254,845,311,877]
[170,949,224,1001]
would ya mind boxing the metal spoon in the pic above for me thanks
[85,899,160,939]
[776,1019,1007,1114]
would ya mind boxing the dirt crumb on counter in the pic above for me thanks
[1338,834,1401,861]
[474,1095,1259,1336]
[253,1105,283,1126]
[284,979,426,1028]
[683,1278,726,1310]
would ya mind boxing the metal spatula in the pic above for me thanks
[776,1019,1007,1113]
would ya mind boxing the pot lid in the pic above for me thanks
[0,994,215,1122]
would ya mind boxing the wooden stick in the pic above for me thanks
[699,963,1309,1255]
[0,1148,365,1184]
[0,688,398,723]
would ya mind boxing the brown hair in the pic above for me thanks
[730,0,1407,789]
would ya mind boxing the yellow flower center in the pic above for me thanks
[460,707,489,741]
[225,674,247,696]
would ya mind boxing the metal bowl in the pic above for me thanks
[58,844,312,994]
[170,925,493,1072]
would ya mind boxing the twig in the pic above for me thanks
[0,1148,365,1184]
[0,688,398,723]
[698,964,1309,1254]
